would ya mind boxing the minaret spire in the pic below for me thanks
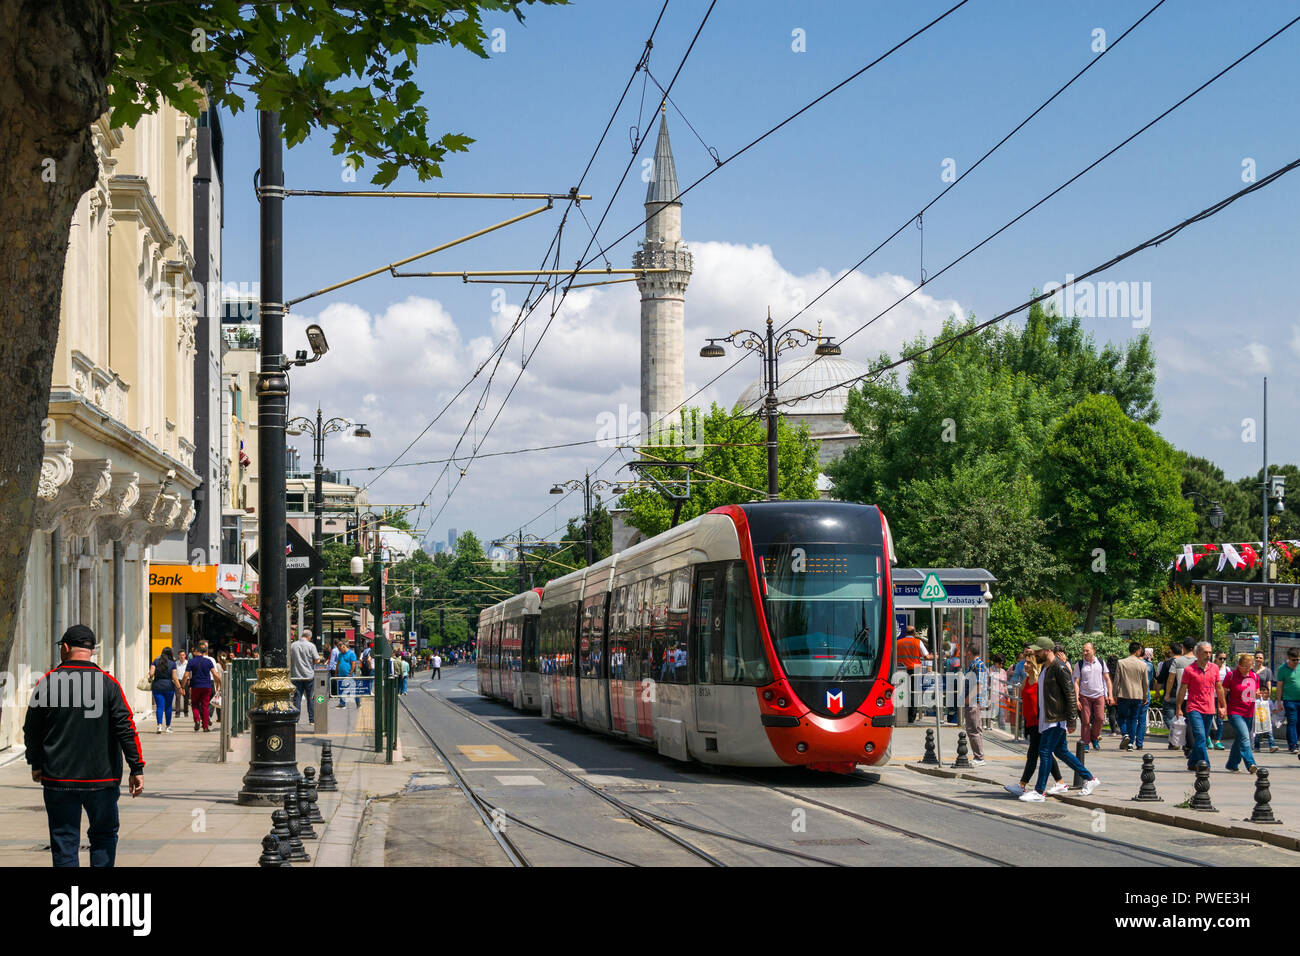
[633,115,693,442]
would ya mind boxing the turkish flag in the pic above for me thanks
[1240,544,1260,568]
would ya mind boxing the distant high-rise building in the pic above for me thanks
[434,541,446,555]
[448,528,458,551]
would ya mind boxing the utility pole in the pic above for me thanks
[1261,377,1268,650]
[239,110,297,805]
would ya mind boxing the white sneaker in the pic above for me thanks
[165,727,173,734]
[156,726,163,734]
[1004,783,1025,796]
[1082,777,1102,795]
[1019,790,1047,802]
[971,759,986,767]
[1047,782,1069,795]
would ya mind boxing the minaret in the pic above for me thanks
[633,111,692,442]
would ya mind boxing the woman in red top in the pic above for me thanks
[1005,655,1064,796]
[1223,653,1260,773]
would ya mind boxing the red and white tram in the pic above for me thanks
[477,501,896,772]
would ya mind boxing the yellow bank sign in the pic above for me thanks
[148,564,218,593]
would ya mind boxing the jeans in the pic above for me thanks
[1224,714,1256,770]
[399,676,408,695]
[1117,698,1143,743]
[1162,700,1177,743]
[1020,726,1061,785]
[1035,725,1092,793]
[1185,710,1211,769]
[1210,712,1224,743]
[43,787,119,867]
[152,689,173,728]
[1137,700,1147,747]
[1255,711,1276,750]
[292,678,314,722]
[1285,700,1300,751]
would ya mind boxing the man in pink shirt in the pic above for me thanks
[1176,641,1226,771]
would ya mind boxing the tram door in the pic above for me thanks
[692,568,722,732]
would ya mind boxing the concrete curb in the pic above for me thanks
[903,762,1300,852]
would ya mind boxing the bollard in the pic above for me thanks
[922,728,939,765]
[952,731,971,769]
[283,795,311,862]
[270,811,294,866]
[294,782,319,840]
[304,767,324,824]
[1248,768,1282,825]
[317,742,339,792]
[1072,740,1088,790]
[1189,761,1216,812]
[259,834,287,868]
[1133,753,1162,802]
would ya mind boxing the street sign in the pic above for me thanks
[247,523,323,597]
[918,572,948,603]
[408,631,417,641]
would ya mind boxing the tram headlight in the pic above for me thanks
[777,697,789,708]
[876,697,886,708]
[864,742,876,754]
[763,690,775,702]
[796,742,808,753]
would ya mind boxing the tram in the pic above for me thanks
[476,500,897,772]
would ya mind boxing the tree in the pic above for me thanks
[1036,394,1195,631]
[1020,597,1077,639]
[620,404,821,539]
[987,596,1031,664]
[563,497,612,568]
[0,0,560,673]
[1180,454,1255,542]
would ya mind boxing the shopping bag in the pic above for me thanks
[1168,714,1187,747]
[1273,701,1287,730]
[1255,698,1272,726]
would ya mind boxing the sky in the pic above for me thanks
[217,0,1300,552]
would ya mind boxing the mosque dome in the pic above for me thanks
[736,354,870,416]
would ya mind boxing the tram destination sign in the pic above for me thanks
[895,581,988,609]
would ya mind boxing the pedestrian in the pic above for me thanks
[961,646,987,767]
[290,629,321,723]
[1072,642,1114,751]
[944,643,960,726]
[149,646,178,734]
[174,649,189,718]
[432,651,443,680]
[1175,641,1226,772]
[1020,640,1100,801]
[1209,651,1229,750]
[1222,653,1260,774]
[23,625,145,867]
[895,625,931,724]
[336,642,358,708]
[989,654,1008,730]
[1005,637,1065,796]
[1114,641,1150,750]
[1010,645,1030,687]
[1164,639,1196,750]
[1251,652,1279,753]
[182,640,221,732]
[1275,647,1300,754]
[1105,654,1121,736]
[399,654,410,695]
[327,638,341,701]
[1155,644,1177,737]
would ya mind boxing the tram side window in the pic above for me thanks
[610,585,628,680]
[661,569,690,684]
[723,562,771,685]
[524,617,538,672]
[633,577,650,685]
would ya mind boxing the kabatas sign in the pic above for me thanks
[149,564,218,593]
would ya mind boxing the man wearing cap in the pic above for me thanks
[1021,637,1100,802]
[23,625,145,867]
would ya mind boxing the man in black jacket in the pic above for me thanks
[1020,637,1101,802]
[23,625,145,867]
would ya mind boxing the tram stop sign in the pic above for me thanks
[918,572,948,603]
[246,523,323,597]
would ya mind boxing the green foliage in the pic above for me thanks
[563,499,613,568]
[1036,394,1195,627]
[621,404,821,539]
[1154,586,1204,643]
[1180,455,1256,542]
[1020,596,1077,638]
[105,0,563,185]
[987,596,1031,664]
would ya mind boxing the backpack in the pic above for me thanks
[1156,658,1173,689]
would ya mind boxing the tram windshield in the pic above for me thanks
[757,545,883,680]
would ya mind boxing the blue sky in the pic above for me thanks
[218,0,1300,549]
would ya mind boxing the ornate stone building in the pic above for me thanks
[0,105,204,752]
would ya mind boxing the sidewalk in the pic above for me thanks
[0,696,438,867]
[892,723,1300,852]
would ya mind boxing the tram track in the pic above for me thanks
[418,681,849,866]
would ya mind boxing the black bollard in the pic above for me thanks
[283,796,311,862]
[270,811,294,866]
[259,834,287,867]
[921,728,939,765]
[304,767,324,824]
[295,781,318,839]
[1189,760,1216,812]
[1133,752,1162,802]
[317,743,339,792]
[1072,740,1088,790]
[952,731,971,769]
[1248,767,1282,825]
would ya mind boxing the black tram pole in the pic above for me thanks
[764,314,779,501]
[239,109,299,805]
[584,473,594,566]
[312,406,324,647]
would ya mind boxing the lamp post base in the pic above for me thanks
[237,668,301,806]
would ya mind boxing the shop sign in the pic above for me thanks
[148,564,218,593]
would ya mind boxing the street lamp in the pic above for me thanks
[1182,490,1225,530]
[550,472,619,565]
[701,307,841,499]
[286,405,369,646]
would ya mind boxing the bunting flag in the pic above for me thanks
[1175,544,1199,571]
[1169,539,1300,572]
[1217,543,1244,572]
[1239,543,1260,568]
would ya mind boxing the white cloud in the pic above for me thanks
[281,242,964,546]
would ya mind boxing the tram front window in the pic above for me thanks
[759,546,882,680]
